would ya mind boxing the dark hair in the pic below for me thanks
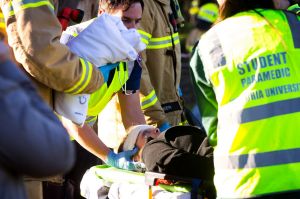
[99,0,144,13]
[218,0,275,20]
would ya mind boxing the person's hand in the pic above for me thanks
[107,148,143,171]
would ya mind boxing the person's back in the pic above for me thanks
[193,1,300,198]
[0,45,75,199]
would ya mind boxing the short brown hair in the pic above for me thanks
[99,0,144,13]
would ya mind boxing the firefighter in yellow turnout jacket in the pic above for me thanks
[138,0,185,131]
[190,0,300,198]
[0,0,104,107]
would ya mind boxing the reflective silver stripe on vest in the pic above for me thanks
[206,29,226,68]
[215,148,300,169]
[240,97,300,123]
[284,11,300,48]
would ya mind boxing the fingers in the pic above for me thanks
[126,161,146,172]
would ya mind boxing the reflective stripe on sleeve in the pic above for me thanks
[147,33,180,49]
[141,90,158,109]
[3,0,54,17]
[215,148,300,169]
[138,29,152,45]
[65,58,93,94]
[138,30,179,49]
[15,0,53,14]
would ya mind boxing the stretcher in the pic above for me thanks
[80,165,210,199]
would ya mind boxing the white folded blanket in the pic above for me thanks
[62,13,145,66]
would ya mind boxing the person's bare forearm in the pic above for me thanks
[118,91,146,129]
[62,118,110,162]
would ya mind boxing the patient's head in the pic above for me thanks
[119,125,160,162]
[98,0,144,29]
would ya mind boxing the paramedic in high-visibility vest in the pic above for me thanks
[61,0,146,176]
[185,0,219,53]
[190,0,300,198]
[60,1,147,195]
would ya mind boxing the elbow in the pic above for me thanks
[24,135,76,177]
[47,142,76,175]
[42,140,75,176]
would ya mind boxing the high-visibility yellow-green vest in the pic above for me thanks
[86,62,128,124]
[199,10,300,198]
[288,4,300,15]
[197,3,219,24]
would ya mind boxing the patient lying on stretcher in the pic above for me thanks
[118,125,215,181]
[80,125,216,199]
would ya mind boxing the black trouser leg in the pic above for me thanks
[64,141,102,199]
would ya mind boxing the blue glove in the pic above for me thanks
[106,148,144,171]
[158,122,171,132]
[98,63,119,82]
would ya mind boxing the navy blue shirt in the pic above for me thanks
[105,60,142,93]
[125,60,142,92]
